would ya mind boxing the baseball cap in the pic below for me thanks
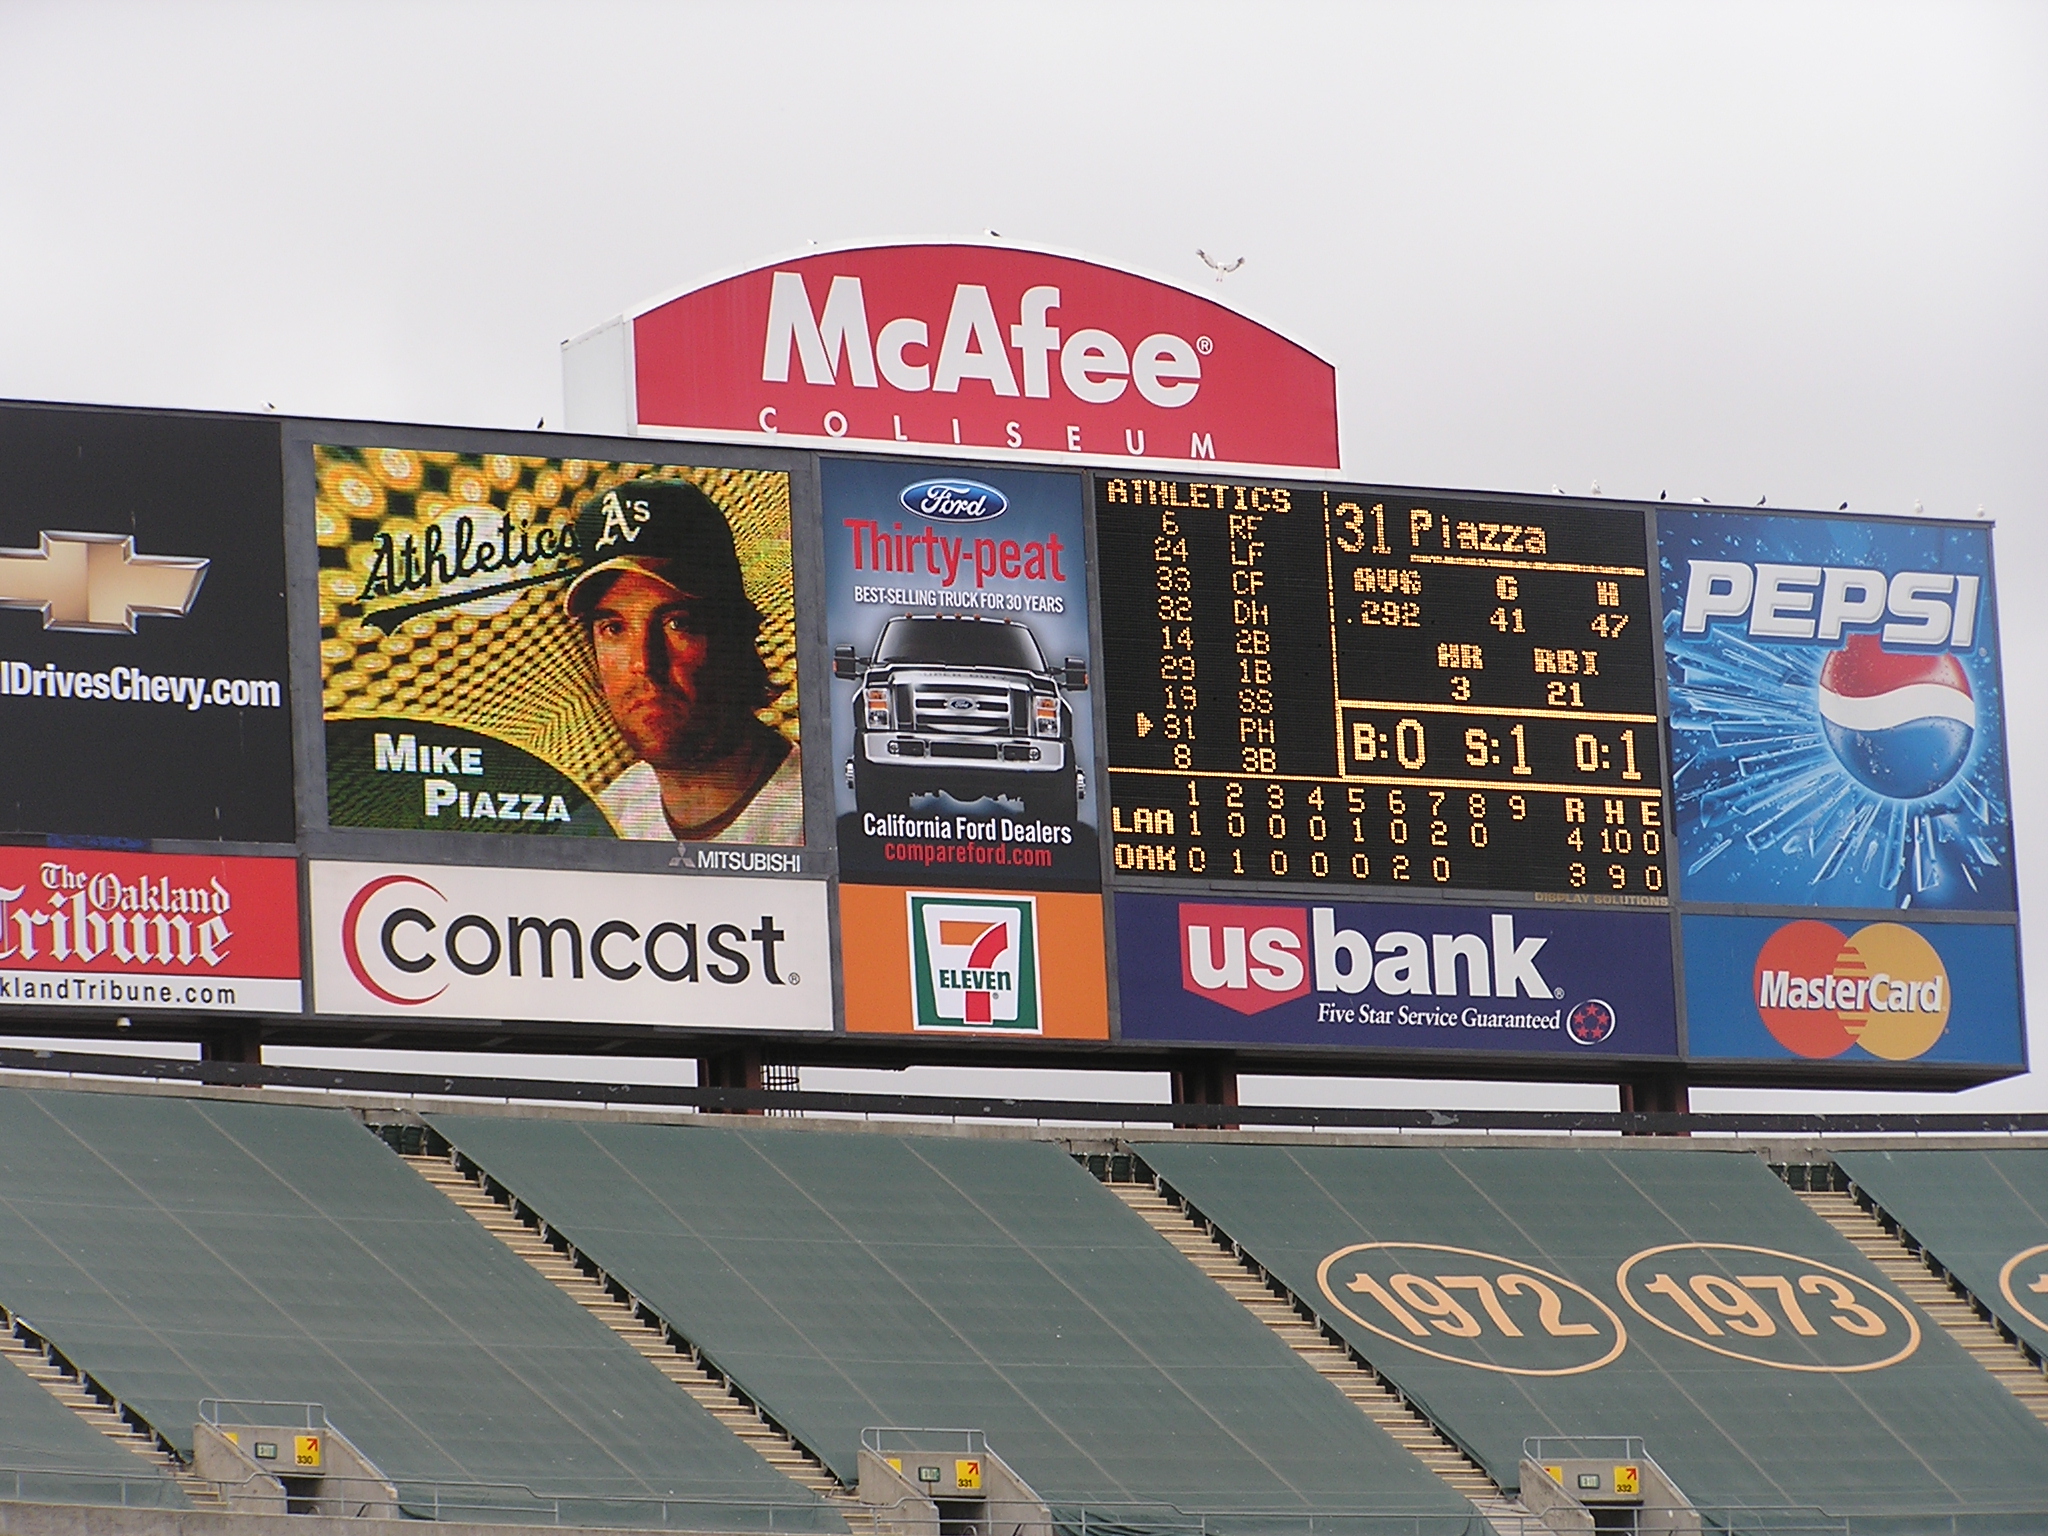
[565,478,747,618]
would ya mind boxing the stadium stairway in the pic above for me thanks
[0,1087,848,1530]
[0,1309,213,1508]
[1132,1137,2048,1531]
[403,1144,879,1533]
[1794,1183,2048,1429]
[422,1114,1485,1533]
[1096,1173,1528,1526]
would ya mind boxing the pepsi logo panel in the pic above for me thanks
[1658,509,2009,911]
[1113,891,1678,1057]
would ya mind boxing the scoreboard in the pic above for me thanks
[1,390,2017,1084]
[1096,475,1670,898]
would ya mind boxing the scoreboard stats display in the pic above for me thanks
[1097,475,1667,898]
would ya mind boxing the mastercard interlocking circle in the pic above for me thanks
[1751,920,1949,1060]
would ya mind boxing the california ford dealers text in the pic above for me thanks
[309,861,831,1029]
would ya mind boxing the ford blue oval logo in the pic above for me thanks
[901,479,1006,521]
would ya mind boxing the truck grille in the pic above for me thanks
[909,683,1019,736]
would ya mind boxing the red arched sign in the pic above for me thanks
[617,243,1339,470]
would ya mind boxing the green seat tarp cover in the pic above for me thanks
[1835,1148,2048,1360]
[430,1115,1482,1534]
[1137,1140,2048,1534]
[0,1331,185,1509]
[0,1089,841,1530]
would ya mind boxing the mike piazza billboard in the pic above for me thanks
[0,328,2025,1082]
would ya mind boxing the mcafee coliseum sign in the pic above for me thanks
[563,243,1340,470]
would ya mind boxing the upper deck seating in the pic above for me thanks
[431,1115,1483,1534]
[1138,1140,2048,1535]
[0,1088,843,1529]
[1835,1147,2048,1359]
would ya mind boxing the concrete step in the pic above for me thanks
[403,1152,849,1494]
[1797,1188,2048,1430]
[0,1329,200,1497]
[1106,1178,1499,1502]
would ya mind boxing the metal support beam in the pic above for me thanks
[1619,1072,1691,1134]
[1170,1054,1238,1130]
[697,1044,764,1114]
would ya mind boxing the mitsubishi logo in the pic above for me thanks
[0,532,208,633]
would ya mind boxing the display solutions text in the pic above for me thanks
[1096,477,1672,897]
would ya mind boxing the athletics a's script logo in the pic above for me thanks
[0,532,208,633]
[907,893,1041,1031]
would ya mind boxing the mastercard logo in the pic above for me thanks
[1751,921,1949,1060]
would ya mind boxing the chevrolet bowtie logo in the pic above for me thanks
[0,531,208,634]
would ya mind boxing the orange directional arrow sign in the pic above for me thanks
[1136,712,1153,738]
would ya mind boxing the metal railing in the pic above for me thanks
[1521,1435,1648,1464]
[198,1397,327,1430]
[863,1427,991,1458]
[1051,1506,1491,1536]
[1037,1500,2046,1536]
[202,1468,850,1527]
[4,1040,2048,1136]
[0,1466,188,1509]
[0,1461,2034,1533]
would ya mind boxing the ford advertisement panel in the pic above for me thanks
[823,457,1100,890]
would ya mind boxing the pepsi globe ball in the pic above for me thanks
[1816,634,1974,800]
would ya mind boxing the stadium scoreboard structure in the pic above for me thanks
[0,241,2025,1088]
[1097,475,1666,897]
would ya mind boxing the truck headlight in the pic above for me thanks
[864,687,892,729]
[1032,696,1061,738]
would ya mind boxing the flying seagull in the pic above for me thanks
[1196,249,1245,277]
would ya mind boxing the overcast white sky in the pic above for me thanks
[4,1,2044,1116]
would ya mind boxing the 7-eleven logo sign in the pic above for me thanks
[908,894,1041,1032]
